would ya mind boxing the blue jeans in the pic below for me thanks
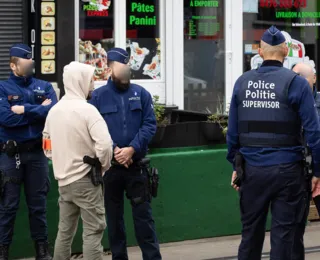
[104,166,162,260]
[238,162,308,260]
[0,151,50,245]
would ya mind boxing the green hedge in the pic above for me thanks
[11,145,245,259]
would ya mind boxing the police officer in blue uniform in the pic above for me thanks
[0,44,57,260]
[292,63,320,224]
[227,26,320,260]
[89,48,162,260]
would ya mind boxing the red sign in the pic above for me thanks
[87,10,109,16]
[260,0,307,8]
[83,0,111,17]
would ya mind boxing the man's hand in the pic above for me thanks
[114,146,121,154]
[114,147,135,165]
[42,99,52,106]
[231,171,240,191]
[312,176,320,192]
[124,159,133,169]
[11,105,25,114]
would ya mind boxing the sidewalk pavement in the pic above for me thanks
[101,222,320,260]
[21,222,320,260]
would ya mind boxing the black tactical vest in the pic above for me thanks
[237,67,301,147]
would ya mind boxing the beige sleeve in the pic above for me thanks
[88,114,113,173]
[42,120,52,160]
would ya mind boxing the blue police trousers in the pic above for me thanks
[238,162,309,260]
[0,151,50,245]
[104,166,162,260]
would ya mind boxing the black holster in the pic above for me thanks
[83,156,103,186]
[148,167,159,198]
[137,158,159,198]
[233,152,245,187]
[0,171,20,200]
[3,140,18,157]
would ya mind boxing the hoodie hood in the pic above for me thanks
[63,61,95,100]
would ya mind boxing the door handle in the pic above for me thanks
[31,0,35,13]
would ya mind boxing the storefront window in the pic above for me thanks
[79,0,114,81]
[126,0,161,80]
[183,0,225,113]
[243,0,320,87]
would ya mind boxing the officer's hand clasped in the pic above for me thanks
[114,146,135,166]
[124,159,133,169]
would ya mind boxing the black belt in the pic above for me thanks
[238,120,300,135]
[111,158,150,168]
[0,139,42,154]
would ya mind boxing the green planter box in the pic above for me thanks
[11,145,269,258]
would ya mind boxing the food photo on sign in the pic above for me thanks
[78,38,161,82]
[41,2,55,16]
[126,38,161,80]
[79,40,109,81]
[81,0,111,11]
[250,31,315,72]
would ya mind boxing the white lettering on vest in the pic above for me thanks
[243,80,279,109]
[242,100,280,108]
[247,80,275,89]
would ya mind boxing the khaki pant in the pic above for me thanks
[53,175,106,260]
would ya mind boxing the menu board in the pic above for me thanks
[126,0,161,80]
[184,0,221,39]
[40,1,56,75]
[27,0,57,80]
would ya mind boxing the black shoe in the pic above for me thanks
[35,241,52,260]
[0,245,9,260]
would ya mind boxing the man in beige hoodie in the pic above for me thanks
[42,61,113,260]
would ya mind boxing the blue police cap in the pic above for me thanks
[107,48,129,64]
[10,43,32,59]
[261,26,286,46]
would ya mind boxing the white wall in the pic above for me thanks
[225,0,243,110]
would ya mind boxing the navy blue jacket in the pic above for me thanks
[89,79,156,160]
[0,73,57,143]
[313,88,320,120]
[227,60,320,177]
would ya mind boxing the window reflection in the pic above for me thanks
[243,0,319,89]
[183,0,225,113]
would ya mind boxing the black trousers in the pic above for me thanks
[238,162,309,260]
[104,166,162,260]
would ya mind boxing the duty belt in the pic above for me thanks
[0,139,42,153]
